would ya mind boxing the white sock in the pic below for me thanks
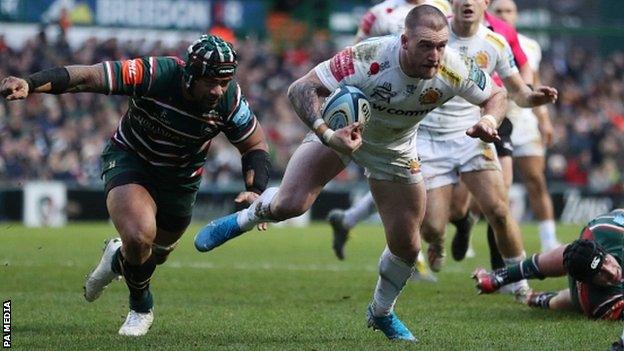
[372,247,414,317]
[504,253,530,291]
[538,220,557,247]
[236,187,279,231]
[343,192,377,229]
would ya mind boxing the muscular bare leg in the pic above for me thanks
[368,178,426,317]
[420,184,453,271]
[106,184,159,313]
[107,184,157,265]
[516,155,559,250]
[463,169,524,258]
[270,142,347,220]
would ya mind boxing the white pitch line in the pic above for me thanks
[165,260,470,274]
[1,259,378,273]
[3,259,470,274]
[166,261,379,273]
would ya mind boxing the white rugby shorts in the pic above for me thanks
[302,132,423,184]
[417,129,501,190]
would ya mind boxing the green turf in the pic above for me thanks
[0,222,620,350]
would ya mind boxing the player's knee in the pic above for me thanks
[525,173,547,193]
[122,239,153,265]
[449,208,464,221]
[118,223,155,264]
[484,203,509,228]
[449,202,468,221]
[420,221,444,244]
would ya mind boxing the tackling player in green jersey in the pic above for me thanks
[473,209,624,321]
[0,34,271,336]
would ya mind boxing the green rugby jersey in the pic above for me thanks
[102,56,257,181]
[568,209,624,320]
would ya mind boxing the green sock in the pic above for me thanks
[129,289,153,313]
[504,254,545,284]
[114,250,157,313]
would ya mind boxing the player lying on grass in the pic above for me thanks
[473,209,624,320]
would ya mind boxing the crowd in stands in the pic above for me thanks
[0,28,623,193]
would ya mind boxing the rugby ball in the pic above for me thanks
[321,85,371,130]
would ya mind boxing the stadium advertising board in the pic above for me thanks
[22,182,67,227]
[0,0,266,31]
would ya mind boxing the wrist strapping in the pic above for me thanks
[321,129,335,145]
[241,149,271,194]
[26,67,70,94]
[527,292,557,309]
[312,119,325,130]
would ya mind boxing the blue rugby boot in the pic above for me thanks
[194,213,245,252]
[366,304,417,342]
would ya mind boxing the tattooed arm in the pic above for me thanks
[64,65,108,93]
[286,70,331,132]
[1,64,107,100]
[287,70,362,154]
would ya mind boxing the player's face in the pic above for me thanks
[492,0,518,26]
[453,0,488,24]
[191,76,233,109]
[592,254,623,287]
[401,26,449,79]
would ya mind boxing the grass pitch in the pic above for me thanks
[0,221,620,350]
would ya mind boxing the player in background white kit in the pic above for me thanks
[194,6,510,342]
[355,0,452,44]
[416,0,556,291]
[490,0,560,252]
[327,1,454,272]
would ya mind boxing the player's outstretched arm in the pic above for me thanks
[473,245,568,294]
[503,73,558,108]
[0,64,107,101]
[533,244,567,276]
[522,289,574,311]
[545,289,575,311]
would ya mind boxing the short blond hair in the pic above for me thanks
[405,4,448,33]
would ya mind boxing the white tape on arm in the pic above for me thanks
[312,119,325,131]
[321,129,335,145]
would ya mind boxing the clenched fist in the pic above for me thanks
[0,76,29,100]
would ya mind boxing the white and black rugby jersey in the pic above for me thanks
[314,35,493,153]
